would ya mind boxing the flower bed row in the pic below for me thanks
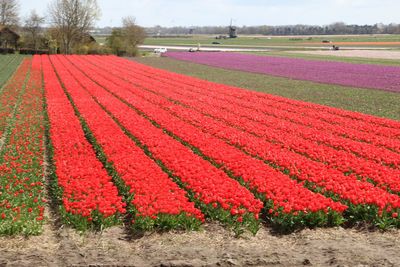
[75,56,400,226]
[52,55,263,234]
[48,55,204,231]
[64,55,348,230]
[0,58,42,235]
[0,59,30,140]
[41,55,126,230]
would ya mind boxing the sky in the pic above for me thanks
[19,0,400,27]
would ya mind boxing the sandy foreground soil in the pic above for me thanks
[1,221,400,267]
[289,50,400,60]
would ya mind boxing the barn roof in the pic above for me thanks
[82,33,97,43]
[0,26,20,38]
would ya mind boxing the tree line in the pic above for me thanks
[147,22,400,36]
[0,0,145,55]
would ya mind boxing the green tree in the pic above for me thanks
[106,16,146,57]
[106,28,124,56]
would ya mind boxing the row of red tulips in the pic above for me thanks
[42,56,126,230]
[79,56,400,226]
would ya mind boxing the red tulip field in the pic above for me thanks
[1,55,400,237]
[0,56,400,237]
[0,55,400,265]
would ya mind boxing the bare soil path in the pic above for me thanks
[291,50,400,60]
[1,224,400,266]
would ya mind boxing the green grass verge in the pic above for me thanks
[0,54,26,90]
[132,57,400,121]
[244,51,400,67]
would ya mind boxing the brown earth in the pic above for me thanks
[289,50,400,60]
[1,222,400,267]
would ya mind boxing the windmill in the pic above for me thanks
[229,19,237,38]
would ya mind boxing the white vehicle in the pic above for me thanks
[154,47,168,53]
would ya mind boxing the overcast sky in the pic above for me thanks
[19,0,400,27]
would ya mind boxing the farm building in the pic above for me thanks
[0,26,20,49]
[82,33,97,44]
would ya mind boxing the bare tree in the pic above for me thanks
[122,16,146,46]
[0,0,19,27]
[48,0,100,54]
[24,10,45,49]
[121,16,145,55]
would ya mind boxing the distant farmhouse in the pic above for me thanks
[82,33,97,44]
[0,26,20,49]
